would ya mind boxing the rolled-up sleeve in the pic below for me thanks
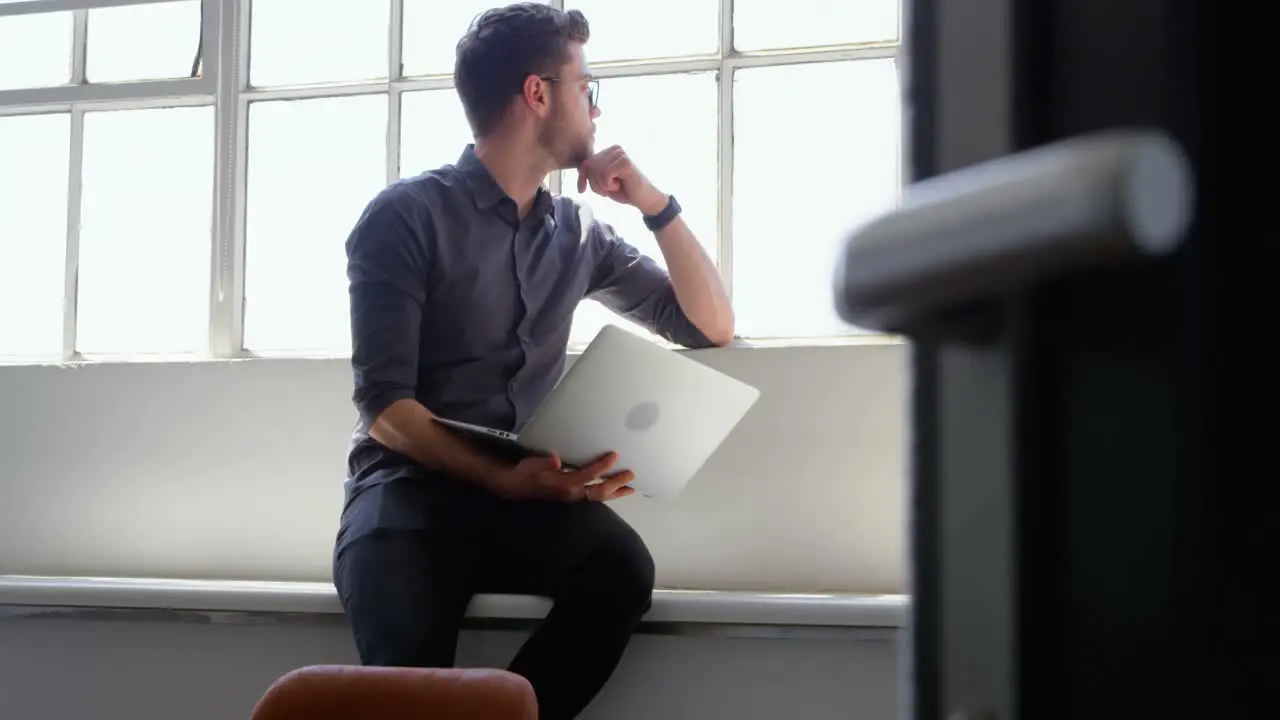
[346,192,429,427]
[585,218,715,349]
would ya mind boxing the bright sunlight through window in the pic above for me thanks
[0,0,901,363]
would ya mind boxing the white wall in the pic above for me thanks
[0,616,901,720]
[0,340,906,593]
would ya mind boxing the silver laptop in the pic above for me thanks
[436,324,761,499]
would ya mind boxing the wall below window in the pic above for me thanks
[0,340,906,593]
[0,615,901,720]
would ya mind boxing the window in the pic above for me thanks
[87,1,203,83]
[564,71,718,346]
[242,94,387,354]
[399,89,472,177]
[0,0,214,364]
[77,105,215,356]
[0,9,72,91]
[566,0,718,62]
[401,0,535,78]
[0,113,68,359]
[0,0,900,364]
[733,59,901,338]
[734,0,900,51]
[249,0,389,87]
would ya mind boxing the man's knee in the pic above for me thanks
[576,514,656,617]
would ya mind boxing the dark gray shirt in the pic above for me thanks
[344,145,713,490]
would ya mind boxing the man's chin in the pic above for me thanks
[565,148,593,170]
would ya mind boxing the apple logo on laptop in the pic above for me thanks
[624,401,660,432]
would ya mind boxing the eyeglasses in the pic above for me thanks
[539,76,599,109]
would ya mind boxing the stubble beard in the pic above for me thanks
[539,108,592,170]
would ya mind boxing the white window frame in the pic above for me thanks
[0,0,217,363]
[0,0,899,362]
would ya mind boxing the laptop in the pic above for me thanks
[435,324,761,499]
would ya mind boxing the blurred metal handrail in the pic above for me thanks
[834,129,1194,334]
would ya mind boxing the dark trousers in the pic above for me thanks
[332,476,655,720]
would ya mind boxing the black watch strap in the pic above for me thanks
[642,194,681,232]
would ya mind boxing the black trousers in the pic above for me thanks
[332,475,655,720]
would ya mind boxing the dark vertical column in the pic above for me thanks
[905,0,1221,718]
[904,0,1022,718]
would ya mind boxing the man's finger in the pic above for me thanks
[577,170,587,193]
[604,153,630,177]
[600,485,635,502]
[592,175,621,194]
[543,454,611,492]
[598,470,635,495]
[569,451,618,482]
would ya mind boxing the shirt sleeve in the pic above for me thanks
[584,215,716,350]
[346,191,429,428]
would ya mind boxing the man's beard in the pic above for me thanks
[539,110,591,169]
[565,139,592,168]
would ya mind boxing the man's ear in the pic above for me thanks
[520,74,550,117]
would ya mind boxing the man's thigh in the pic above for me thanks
[475,499,655,603]
[333,479,482,667]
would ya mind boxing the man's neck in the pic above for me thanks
[473,137,552,217]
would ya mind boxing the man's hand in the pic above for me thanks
[488,452,637,502]
[577,145,669,216]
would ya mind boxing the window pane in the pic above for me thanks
[402,0,549,77]
[0,114,69,360]
[400,89,472,177]
[0,11,72,91]
[564,72,718,347]
[733,60,900,339]
[244,95,388,355]
[250,0,389,87]
[734,0,899,51]
[87,0,203,83]
[567,0,718,62]
[77,106,215,356]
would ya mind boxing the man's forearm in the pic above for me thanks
[648,209,735,345]
[369,399,510,486]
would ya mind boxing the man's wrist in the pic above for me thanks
[641,193,681,233]
[635,188,670,217]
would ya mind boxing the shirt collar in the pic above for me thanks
[455,144,555,220]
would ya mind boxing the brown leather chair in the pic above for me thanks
[249,665,538,720]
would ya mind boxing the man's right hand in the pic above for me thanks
[488,452,637,502]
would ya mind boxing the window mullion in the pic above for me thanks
[386,0,404,185]
[71,9,88,85]
[61,107,85,362]
[717,0,735,301]
[208,0,245,357]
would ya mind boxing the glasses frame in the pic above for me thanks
[538,75,599,109]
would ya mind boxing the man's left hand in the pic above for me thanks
[577,145,669,216]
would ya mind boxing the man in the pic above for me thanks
[332,3,734,718]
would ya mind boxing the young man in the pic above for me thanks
[332,3,733,718]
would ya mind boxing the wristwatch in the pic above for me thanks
[642,194,682,232]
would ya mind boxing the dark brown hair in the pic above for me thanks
[453,3,590,138]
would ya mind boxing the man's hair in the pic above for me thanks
[454,3,590,138]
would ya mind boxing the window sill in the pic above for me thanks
[0,575,907,633]
[0,332,905,368]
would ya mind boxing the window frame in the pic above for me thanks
[0,0,216,362]
[0,0,899,362]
